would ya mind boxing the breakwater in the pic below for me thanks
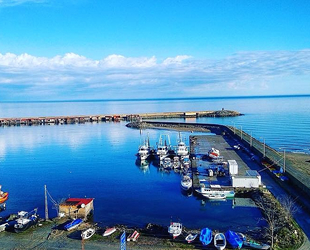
[0,109,241,126]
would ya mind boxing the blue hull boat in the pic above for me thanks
[225,230,243,249]
[64,218,83,231]
[200,227,212,246]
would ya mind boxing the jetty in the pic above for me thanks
[0,109,241,126]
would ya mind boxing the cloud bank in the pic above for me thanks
[0,50,310,101]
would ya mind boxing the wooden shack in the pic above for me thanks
[58,198,94,219]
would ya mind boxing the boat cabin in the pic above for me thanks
[58,198,94,219]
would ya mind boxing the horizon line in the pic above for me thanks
[1,94,310,104]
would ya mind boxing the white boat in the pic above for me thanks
[196,184,235,198]
[137,136,151,161]
[203,193,226,200]
[81,228,96,240]
[181,175,192,190]
[173,156,180,169]
[214,233,226,250]
[156,134,171,161]
[0,222,8,232]
[168,222,182,239]
[185,233,198,243]
[208,148,220,159]
[103,227,117,236]
[176,133,189,157]
[161,157,173,170]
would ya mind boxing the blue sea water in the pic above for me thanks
[0,95,309,231]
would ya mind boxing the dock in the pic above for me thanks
[0,109,241,126]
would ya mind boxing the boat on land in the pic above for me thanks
[185,233,198,243]
[208,148,220,159]
[180,175,192,190]
[64,218,83,231]
[196,184,235,198]
[168,222,182,239]
[200,227,213,246]
[238,233,270,249]
[103,227,117,236]
[14,208,39,233]
[225,230,243,249]
[81,228,96,240]
[127,230,140,241]
[214,233,226,250]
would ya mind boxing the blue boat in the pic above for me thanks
[199,227,212,246]
[64,218,83,231]
[225,230,243,249]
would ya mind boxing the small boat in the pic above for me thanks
[239,233,270,249]
[0,222,8,232]
[214,233,226,250]
[181,175,192,190]
[196,184,235,199]
[176,133,189,157]
[202,193,226,200]
[14,208,39,233]
[161,157,173,170]
[0,185,9,204]
[81,228,96,240]
[208,148,220,159]
[64,218,83,231]
[103,227,116,236]
[127,230,140,241]
[225,230,243,249]
[168,222,182,239]
[200,227,213,246]
[185,233,198,243]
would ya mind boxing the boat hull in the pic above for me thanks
[103,227,116,236]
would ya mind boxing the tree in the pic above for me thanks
[278,194,299,220]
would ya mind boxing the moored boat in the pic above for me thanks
[176,133,189,157]
[81,228,96,240]
[103,227,117,236]
[156,134,171,161]
[64,218,83,231]
[185,233,198,243]
[196,184,235,198]
[200,227,213,246]
[225,230,243,249]
[168,222,182,239]
[14,208,39,233]
[203,193,226,200]
[214,232,226,250]
[0,185,9,204]
[181,175,192,190]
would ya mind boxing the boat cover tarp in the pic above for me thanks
[200,227,212,245]
[225,230,243,249]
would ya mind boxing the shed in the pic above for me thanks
[58,198,94,219]
[231,170,261,188]
[228,160,238,175]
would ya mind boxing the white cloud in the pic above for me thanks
[0,0,47,7]
[0,50,310,100]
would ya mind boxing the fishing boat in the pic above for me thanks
[185,233,198,243]
[64,218,83,231]
[103,227,117,236]
[200,227,213,246]
[180,175,192,190]
[196,184,235,198]
[161,157,173,170]
[176,133,189,157]
[168,222,182,239]
[225,230,243,249]
[156,134,171,161]
[214,233,226,250]
[208,148,220,159]
[81,228,96,240]
[14,208,39,233]
[238,233,270,249]
[173,156,180,169]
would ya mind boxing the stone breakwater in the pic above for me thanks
[0,109,242,126]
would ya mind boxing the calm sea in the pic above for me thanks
[0,95,309,231]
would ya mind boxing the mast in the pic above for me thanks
[44,185,49,220]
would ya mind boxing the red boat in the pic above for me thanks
[0,192,9,204]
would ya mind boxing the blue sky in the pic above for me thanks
[0,0,310,101]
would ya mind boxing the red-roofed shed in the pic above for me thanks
[59,198,94,219]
